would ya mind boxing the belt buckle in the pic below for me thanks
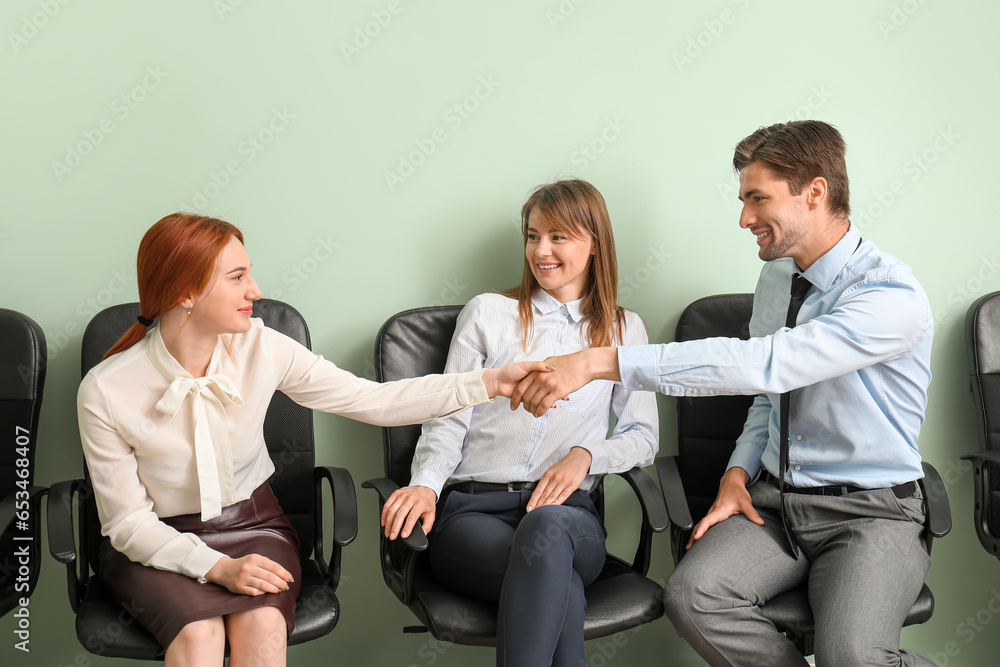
[507,482,518,492]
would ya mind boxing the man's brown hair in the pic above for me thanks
[733,120,850,218]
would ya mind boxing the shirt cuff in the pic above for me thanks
[727,445,764,482]
[181,544,228,583]
[408,472,447,500]
[577,443,608,475]
[617,345,660,392]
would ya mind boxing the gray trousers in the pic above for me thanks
[663,479,934,667]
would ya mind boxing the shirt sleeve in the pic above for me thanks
[575,311,659,474]
[727,393,772,479]
[263,325,491,426]
[617,277,931,397]
[78,375,225,581]
[408,297,488,498]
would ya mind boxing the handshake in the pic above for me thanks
[487,347,622,418]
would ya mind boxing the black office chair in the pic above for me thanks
[0,309,47,618]
[655,293,952,655]
[963,291,1000,559]
[361,305,668,646]
[47,299,358,659]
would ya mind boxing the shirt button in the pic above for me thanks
[796,434,803,441]
[794,465,801,471]
[637,383,644,389]
[685,390,692,396]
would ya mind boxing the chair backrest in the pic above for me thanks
[675,294,755,524]
[967,291,1000,540]
[0,308,47,615]
[374,306,463,486]
[79,299,317,571]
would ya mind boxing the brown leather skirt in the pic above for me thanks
[99,483,301,652]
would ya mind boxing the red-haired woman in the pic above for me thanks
[380,180,659,666]
[77,213,547,667]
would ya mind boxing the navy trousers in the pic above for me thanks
[429,487,606,667]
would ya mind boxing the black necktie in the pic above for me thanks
[778,273,811,559]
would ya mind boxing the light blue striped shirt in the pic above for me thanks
[411,291,659,498]
[618,223,932,488]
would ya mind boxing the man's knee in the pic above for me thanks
[663,557,732,626]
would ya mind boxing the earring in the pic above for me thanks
[187,308,191,316]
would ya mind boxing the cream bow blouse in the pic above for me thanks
[78,319,489,581]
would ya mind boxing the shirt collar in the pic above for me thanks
[146,325,222,382]
[801,222,861,292]
[531,289,585,322]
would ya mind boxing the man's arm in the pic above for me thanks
[515,277,929,417]
[686,467,764,549]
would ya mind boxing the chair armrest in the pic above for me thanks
[655,456,693,532]
[313,467,358,589]
[960,451,1000,556]
[362,477,430,606]
[46,479,87,613]
[919,461,952,541]
[612,467,669,533]
[606,467,667,576]
[315,466,358,547]
[361,477,428,551]
[961,450,1000,467]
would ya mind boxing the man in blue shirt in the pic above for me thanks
[512,120,935,666]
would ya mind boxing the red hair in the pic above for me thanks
[104,213,244,359]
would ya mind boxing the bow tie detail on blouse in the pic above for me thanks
[155,375,244,521]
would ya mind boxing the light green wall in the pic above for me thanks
[2,1,998,665]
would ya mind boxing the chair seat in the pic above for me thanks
[74,560,339,658]
[406,558,664,647]
[761,583,934,639]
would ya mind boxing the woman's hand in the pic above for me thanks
[526,447,593,511]
[482,361,553,399]
[381,485,438,539]
[205,554,294,596]
[511,348,621,417]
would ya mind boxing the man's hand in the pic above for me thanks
[205,554,293,596]
[381,485,437,540]
[511,348,621,418]
[482,361,553,399]
[686,467,764,550]
[526,447,593,511]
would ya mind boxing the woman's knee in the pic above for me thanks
[515,505,593,544]
[227,605,286,636]
[168,617,225,654]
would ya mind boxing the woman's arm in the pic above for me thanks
[383,297,489,540]
[525,310,659,509]
[78,374,226,581]
[266,319,544,426]
[79,374,294,594]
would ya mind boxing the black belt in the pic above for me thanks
[763,472,917,499]
[445,481,537,494]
